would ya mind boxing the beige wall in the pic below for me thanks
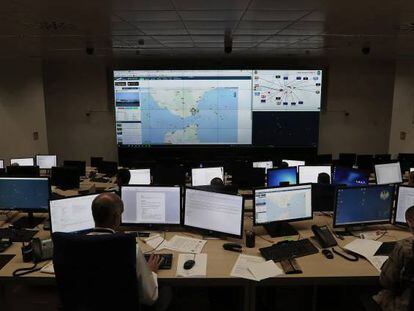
[388,59,414,155]
[319,59,395,158]
[0,59,48,165]
[43,59,117,165]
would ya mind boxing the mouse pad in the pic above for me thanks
[0,254,15,271]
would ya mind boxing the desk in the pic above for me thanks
[0,214,411,311]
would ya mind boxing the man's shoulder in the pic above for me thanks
[396,237,414,258]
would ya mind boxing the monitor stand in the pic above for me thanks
[12,212,45,229]
[264,222,298,238]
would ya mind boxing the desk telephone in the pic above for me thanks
[311,225,337,248]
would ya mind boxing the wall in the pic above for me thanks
[0,59,48,164]
[319,59,396,157]
[42,58,396,162]
[388,59,414,155]
[43,59,118,164]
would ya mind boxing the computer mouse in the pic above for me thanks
[322,249,334,259]
[183,259,195,270]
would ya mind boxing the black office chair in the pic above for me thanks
[52,232,140,311]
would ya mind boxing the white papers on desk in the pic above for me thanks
[230,254,265,281]
[143,234,167,250]
[176,253,207,277]
[164,235,207,254]
[40,261,55,274]
[248,260,283,281]
[366,256,388,272]
[343,239,382,258]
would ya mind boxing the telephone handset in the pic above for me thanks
[311,225,337,248]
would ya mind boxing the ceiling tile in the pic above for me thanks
[243,10,309,21]
[250,0,323,11]
[153,35,193,42]
[237,21,291,30]
[179,10,243,21]
[115,10,180,21]
[111,0,174,10]
[192,35,223,42]
[185,21,235,29]
[173,0,250,10]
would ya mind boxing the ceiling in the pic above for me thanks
[1,0,414,60]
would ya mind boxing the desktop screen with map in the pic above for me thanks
[114,69,323,147]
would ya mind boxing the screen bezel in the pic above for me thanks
[120,185,182,227]
[36,154,58,170]
[49,193,103,233]
[191,166,224,187]
[333,184,395,228]
[298,165,332,184]
[10,157,35,166]
[183,186,245,239]
[266,167,298,187]
[113,68,325,148]
[374,162,403,185]
[253,183,313,226]
[0,177,50,212]
[331,165,369,186]
[393,185,414,227]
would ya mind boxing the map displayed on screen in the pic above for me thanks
[114,69,323,146]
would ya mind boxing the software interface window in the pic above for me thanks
[129,169,151,185]
[191,167,224,186]
[298,166,331,184]
[50,194,98,233]
[184,188,243,236]
[254,185,312,224]
[375,162,402,185]
[121,186,181,224]
[395,186,414,224]
[36,155,57,169]
[10,158,34,166]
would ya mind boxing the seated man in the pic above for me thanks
[90,192,163,306]
[116,168,131,188]
[317,172,331,184]
[373,205,414,311]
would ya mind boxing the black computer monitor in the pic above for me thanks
[97,161,118,177]
[36,155,57,170]
[184,187,244,238]
[232,167,266,189]
[152,165,186,186]
[332,166,369,186]
[121,186,181,227]
[312,184,337,212]
[267,167,297,187]
[7,165,40,177]
[51,167,80,190]
[374,154,391,164]
[333,184,395,228]
[254,184,313,237]
[315,154,332,165]
[63,160,86,177]
[0,169,5,177]
[49,194,100,233]
[91,157,104,168]
[394,185,414,226]
[0,177,49,228]
[338,153,356,167]
[356,155,374,171]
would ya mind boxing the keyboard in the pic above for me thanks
[144,253,173,270]
[259,239,319,262]
[374,241,396,256]
[0,228,38,242]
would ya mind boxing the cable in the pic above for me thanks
[144,231,166,254]
[332,247,359,262]
[256,234,274,245]
[13,263,42,277]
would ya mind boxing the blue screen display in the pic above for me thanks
[335,185,394,226]
[267,167,298,187]
[0,178,49,211]
[332,166,369,186]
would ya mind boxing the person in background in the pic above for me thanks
[116,168,131,188]
[317,172,331,184]
[90,193,165,308]
[279,161,289,168]
[373,205,414,311]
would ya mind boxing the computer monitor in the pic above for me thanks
[129,169,151,185]
[51,167,80,190]
[332,166,369,186]
[395,185,414,226]
[50,194,100,233]
[298,165,331,184]
[184,187,244,238]
[333,184,395,228]
[121,186,181,226]
[0,160,3,169]
[267,167,297,187]
[152,165,186,186]
[0,177,49,228]
[232,167,266,189]
[97,161,118,177]
[36,155,57,169]
[254,184,313,237]
[10,158,34,166]
[410,168,414,173]
[282,159,305,169]
[91,157,103,168]
[375,162,402,185]
[64,160,86,177]
[252,161,273,172]
[191,167,224,186]
[6,166,40,177]
[312,184,337,212]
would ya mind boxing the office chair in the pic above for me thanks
[52,232,140,311]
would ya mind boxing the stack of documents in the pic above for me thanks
[143,234,207,254]
[343,239,389,272]
[230,254,283,281]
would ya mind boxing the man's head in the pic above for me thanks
[91,192,124,230]
[409,171,414,186]
[317,172,331,184]
[405,205,414,234]
[116,169,131,187]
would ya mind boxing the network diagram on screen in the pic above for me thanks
[114,70,323,146]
